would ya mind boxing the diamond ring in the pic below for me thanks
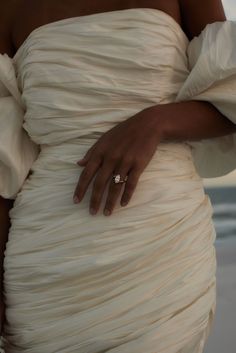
[112,174,128,184]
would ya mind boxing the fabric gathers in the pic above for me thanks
[1,18,236,200]
[1,9,219,353]
[176,20,236,178]
[0,54,39,199]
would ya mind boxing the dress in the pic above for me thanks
[1,8,221,353]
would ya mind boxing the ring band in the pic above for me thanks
[112,174,128,184]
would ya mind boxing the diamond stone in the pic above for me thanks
[114,175,121,183]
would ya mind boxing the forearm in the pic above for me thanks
[146,100,236,142]
[0,196,13,296]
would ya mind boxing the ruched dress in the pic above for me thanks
[3,7,236,353]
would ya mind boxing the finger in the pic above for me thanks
[77,159,88,166]
[89,165,114,215]
[73,156,102,203]
[103,165,131,216]
[120,166,141,207]
[77,144,97,166]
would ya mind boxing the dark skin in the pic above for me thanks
[11,0,182,50]
[1,0,236,335]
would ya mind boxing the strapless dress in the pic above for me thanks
[1,8,217,353]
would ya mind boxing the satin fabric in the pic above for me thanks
[0,54,38,199]
[1,8,217,353]
[176,20,236,177]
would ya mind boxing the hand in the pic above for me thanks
[73,107,164,216]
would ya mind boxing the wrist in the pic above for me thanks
[144,100,236,143]
[143,104,171,142]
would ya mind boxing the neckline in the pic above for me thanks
[13,7,188,61]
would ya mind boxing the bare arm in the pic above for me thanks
[145,0,236,143]
[179,0,226,40]
[145,100,236,144]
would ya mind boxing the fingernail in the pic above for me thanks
[104,209,111,216]
[121,201,128,207]
[73,196,80,204]
[90,207,97,215]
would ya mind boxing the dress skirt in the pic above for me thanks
[2,140,217,353]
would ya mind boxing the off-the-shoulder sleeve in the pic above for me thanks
[0,53,39,199]
[176,20,236,178]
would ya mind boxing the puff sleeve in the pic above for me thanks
[0,53,39,199]
[176,20,236,178]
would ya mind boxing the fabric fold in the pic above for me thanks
[0,54,39,199]
[176,20,236,178]
[2,8,218,353]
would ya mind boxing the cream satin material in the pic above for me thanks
[1,8,217,353]
[176,20,236,178]
[0,54,38,199]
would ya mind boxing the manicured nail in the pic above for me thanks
[73,196,80,204]
[104,209,111,216]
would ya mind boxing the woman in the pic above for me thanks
[1,0,236,352]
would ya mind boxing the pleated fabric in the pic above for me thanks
[176,20,236,178]
[2,8,217,353]
[0,54,38,199]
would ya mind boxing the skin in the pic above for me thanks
[1,0,236,334]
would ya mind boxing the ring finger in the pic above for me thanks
[103,165,131,216]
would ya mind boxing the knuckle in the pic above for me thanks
[105,153,119,163]
[121,155,133,166]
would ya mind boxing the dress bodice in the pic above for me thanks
[13,8,189,146]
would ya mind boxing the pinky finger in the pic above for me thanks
[120,167,141,206]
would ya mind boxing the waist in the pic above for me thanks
[17,139,206,221]
[37,138,197,180]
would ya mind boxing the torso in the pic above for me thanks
[12,0,181,53]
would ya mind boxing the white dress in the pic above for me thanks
[3,7,236,353]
